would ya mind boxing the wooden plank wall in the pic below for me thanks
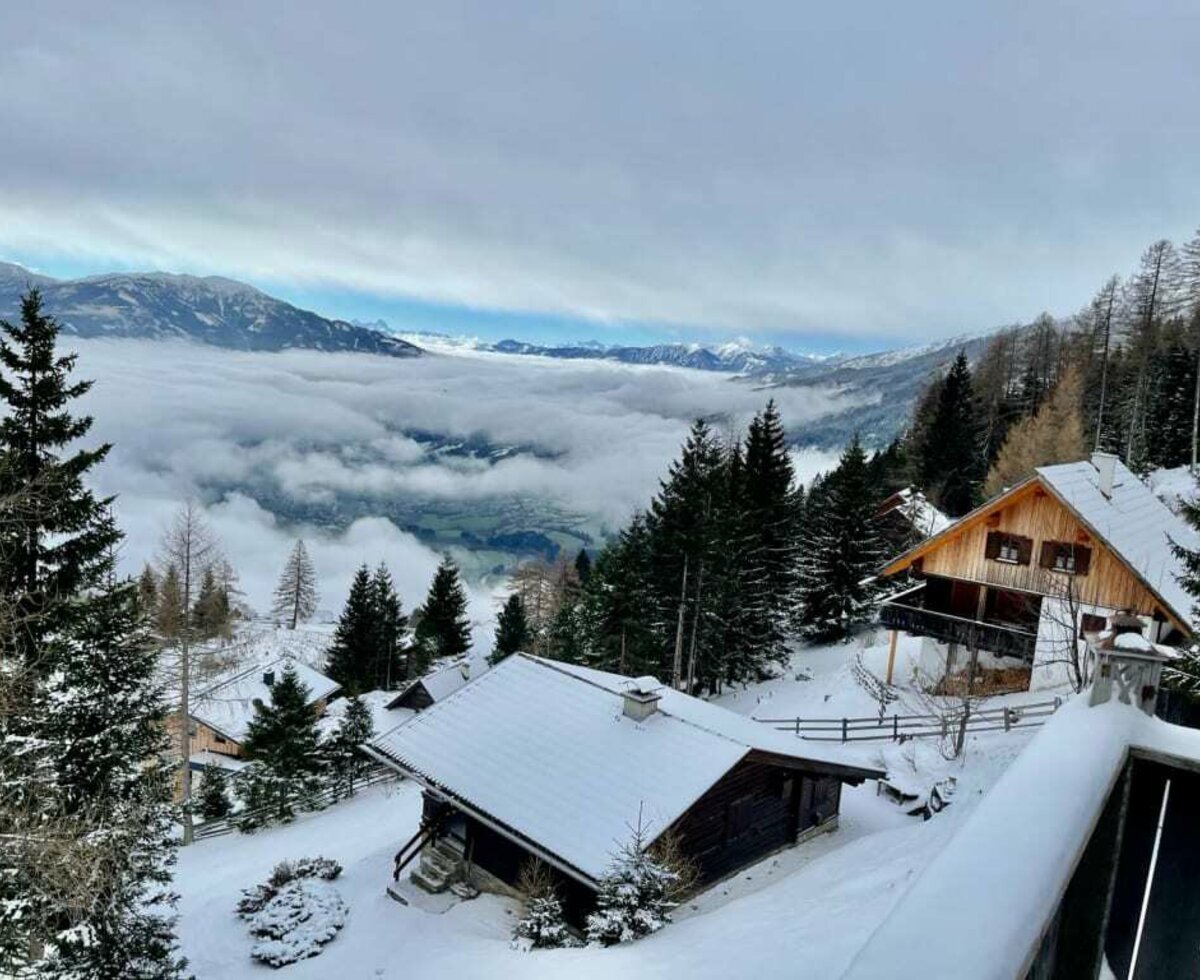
[919,488,1164,617]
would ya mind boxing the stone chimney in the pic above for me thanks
[1092,451,1117,498]
[1087,613,1169,715]
[623,676,663,722]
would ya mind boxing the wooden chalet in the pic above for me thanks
[180,657,341,771]
[365,654,882,921]
[383,660,472,712]
[877,453,1196,692]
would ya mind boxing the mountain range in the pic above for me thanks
[0,262,420,357]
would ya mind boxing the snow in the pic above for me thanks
[888,487,952,536]
[385,659,474,709]
[368,655,880,883]
[175,640,1050,979]
[1037,457,1198,628]
[1148,464,1197,513]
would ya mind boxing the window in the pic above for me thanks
[985,531,1032,566]
[1039,541,1092,576]
[213,733,227,744]
[1079,612,1106,639]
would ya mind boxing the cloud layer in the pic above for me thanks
[3,2,1199,342]
[75,339,845,633]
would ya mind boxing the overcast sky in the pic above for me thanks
[3,2,1199,351]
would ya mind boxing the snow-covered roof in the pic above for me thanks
[191,657,341,744]
[367,655,881,884]
[384,660,473,710]
[879,487,952,537]
[1037,457,1199,628]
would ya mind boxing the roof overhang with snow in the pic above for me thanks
[367,655,882,885]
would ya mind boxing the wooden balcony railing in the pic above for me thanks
[878,585,1038,661]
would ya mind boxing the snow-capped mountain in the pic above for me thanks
[0,263,421,358]
[483,337,829,374]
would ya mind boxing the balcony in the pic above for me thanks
[878,583,1039,661]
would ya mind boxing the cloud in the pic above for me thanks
[2,2,1199,341]
[78,339,849,631]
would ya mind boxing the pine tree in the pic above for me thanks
[490,593,530,666]
[796,436,887,642]
[1167,478,1200,696]
[577,515,659,676]
[0,289,120,666]
[138,563,159,616]
[983,366,1085,496]
[155,564,184,640]
[910,352,985,517]
[193,564,231,640]
[369,563,407,690]
[238,665,325,827]
[584,814,677,946]
[324,696,376,800]
[198,765,234,822]
[574,549,592,585]
[325,566,376,694]
[271,539,319,629]
[414,557,471,666]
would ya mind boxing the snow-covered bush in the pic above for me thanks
[585,822,677,946]
[236,857,346,968]
[511,860,577,951]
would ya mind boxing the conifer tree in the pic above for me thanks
[138,563,159,615]
[577,515,659,676]
[198,764,234,822]
[271,539,319,629]
[584,815,677,946]
[490,593,530,666]
[325,566,376,694]
[414,557,472,666]
[574,548,592,585]
[238,665,324,827]
[324,695,375,800]
[0,289,120,666]
[911,352,984,516]
[155,564,185,640]
[369,563,407,690]
[796,436,886,641]
[983,366,1085,496]
[193,564,231,639]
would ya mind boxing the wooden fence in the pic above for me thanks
[755,696,1063,744]
[193,765,399,841]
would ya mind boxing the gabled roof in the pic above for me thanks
[881,457,1199,631]
[366,655,881,884]
[877,487,953,537]
[190,657,341,744]
[383,659,473,710]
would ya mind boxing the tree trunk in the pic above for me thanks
[671,556,688,689]
[180,537,194,845]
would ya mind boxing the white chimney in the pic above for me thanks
[622,676,663,722]
[1092,452,1117,498]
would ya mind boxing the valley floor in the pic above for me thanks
[175,635,1063,979]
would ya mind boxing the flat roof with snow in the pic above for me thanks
[367,654,881,884]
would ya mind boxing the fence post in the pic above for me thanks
[841,718,848,744]
[1004,707,1011,732]
[893,715,899,741]
[795,718,800,736]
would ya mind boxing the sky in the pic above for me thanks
[3,2,1200,352]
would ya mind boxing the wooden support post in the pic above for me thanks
[841,718,848,743]
[885,629,899,686]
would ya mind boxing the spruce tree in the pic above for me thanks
[198,764,234,822]
[910,352,984,516]
[796,436,886,642]
[325,566,376,694]
[271,539,319,629]
[193,564,231,640]
[574,548,592,585]
[238,665,324,827]
[369,563,407,690]
[155,564,185,641]
[0,289,120,666]
[490,593,530,666]
[137,563,159,615]
[324,695,375,800]
[414,558,471,666]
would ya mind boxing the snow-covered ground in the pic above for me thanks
[175,635,1067,978]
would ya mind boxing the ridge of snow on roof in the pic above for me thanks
[191,657,340,743]
[369,655,879,882]
[387,659,473,708]
[1037,458,1198,627]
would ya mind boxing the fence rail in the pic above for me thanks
[755,697,1063,744]
[193,764,399,841]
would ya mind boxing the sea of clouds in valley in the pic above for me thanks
[72,339,851,637]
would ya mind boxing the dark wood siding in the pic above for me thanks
[668,758,843,885]
[395,683,434,711]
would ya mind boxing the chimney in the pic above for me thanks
[622,676,663,722]
[1092,451,1117,498]
[262,670,275,687]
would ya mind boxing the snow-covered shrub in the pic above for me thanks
[511,859,577,951]
[236,858,347,968]
[585,823,677,946]
[247,878,347,968]
[236,857,343,916]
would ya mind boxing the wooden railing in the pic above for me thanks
[878,587,1038,661]
[756,697,1062,743]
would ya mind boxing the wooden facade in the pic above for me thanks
[884,480,1185,632]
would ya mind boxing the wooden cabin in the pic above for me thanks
[365,655,882,922]
[383,660,472,712]
[877,453,1196,692]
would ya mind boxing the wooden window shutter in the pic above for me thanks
[1015,535,1033,566]
[1038,542,1056,569]
[985,532,1002,559]
[1074,545,1092,575]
